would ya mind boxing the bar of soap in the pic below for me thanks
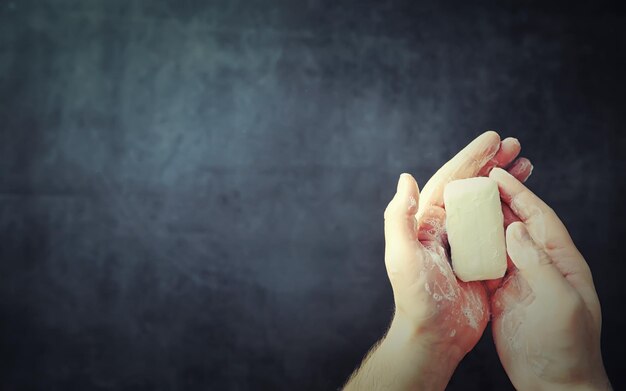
[443,177,506,282]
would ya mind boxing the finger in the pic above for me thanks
[485,168,532,295]
[495,137,522,167]
[491,223,576,319]
[502,201,522,276]
[488,168,592,283]
[502,203,520,227]
[416,204,447,248]
[478,137,521,176]
[487,173,558,299]
[418,131,501,219]
[506,222,569,288]
[384,174,423,274]
[503,222,581,311]
[507,157,533,183]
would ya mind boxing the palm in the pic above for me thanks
[492,279,596,387]
[419,243,489,352]
[385,132,532,359]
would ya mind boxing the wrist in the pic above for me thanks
[387,313,464,360]
[381,315,463,390]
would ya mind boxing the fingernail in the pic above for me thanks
[508,137,520,146]
[520,162,534,182]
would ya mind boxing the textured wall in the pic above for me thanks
[1,1,625,389]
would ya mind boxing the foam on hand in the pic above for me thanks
[443,177,507,282]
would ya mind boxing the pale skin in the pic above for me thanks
[343,132,611,390]
[489,168,611,391]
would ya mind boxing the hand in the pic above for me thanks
[386,132,532,369]
[489,168,611,391]
[345,131,533,390]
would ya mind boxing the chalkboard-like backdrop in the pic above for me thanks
[1,1,624,389]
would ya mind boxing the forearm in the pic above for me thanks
[343,316,462,391]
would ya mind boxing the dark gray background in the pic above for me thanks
[1,0,625,390]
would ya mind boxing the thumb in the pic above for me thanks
[505,222,577,305]
[384,174,422,274]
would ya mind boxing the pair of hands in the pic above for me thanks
[344,132,610,390]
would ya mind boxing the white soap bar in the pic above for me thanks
[443,177,506,282]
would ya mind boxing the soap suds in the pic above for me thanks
[422,217,446,239]
[500,310,523,354]
[461,288,485,330]
[408,195,417,209]
[462,306,478,329]
[423,246,460,302]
